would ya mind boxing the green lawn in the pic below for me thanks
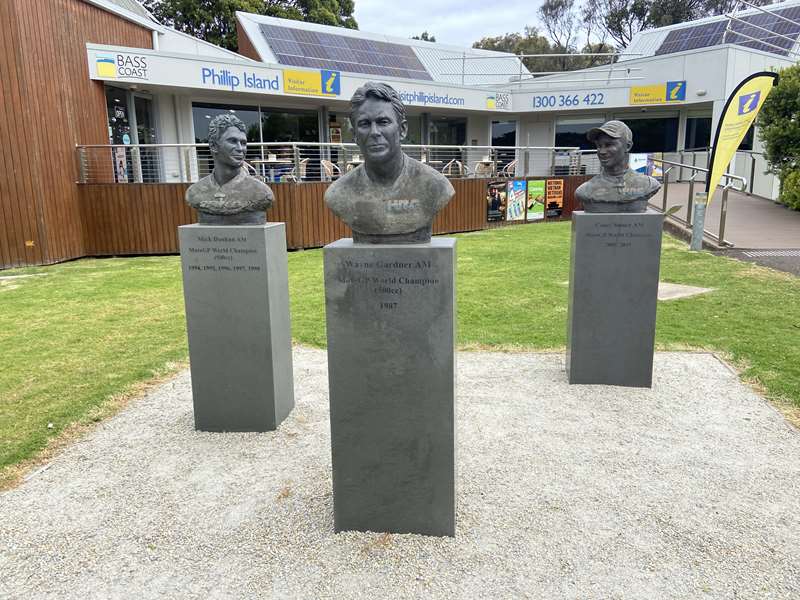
[2,222,799,483]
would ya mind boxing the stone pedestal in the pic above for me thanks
[179,223,294,431]
[324,238,456,537]
[566,210,664,388]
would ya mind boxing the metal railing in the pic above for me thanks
[76,142,583,185]
[575,151,746,246]
[675,147,779,201]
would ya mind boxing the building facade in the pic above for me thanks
[2,0,798,268]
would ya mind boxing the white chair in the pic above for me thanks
[442,159,467,177]
[501,159,518,178]
[321,159,342,181]
[282,158,309,182]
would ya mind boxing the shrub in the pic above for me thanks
[778,168,800,210]
[758,64,800,209]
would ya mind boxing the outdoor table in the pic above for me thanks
[474,160,497,177]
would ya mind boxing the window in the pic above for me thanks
[491,120,516,146]
[738,124,754,151]
[429,116,466,146]
[684,117,712,150]
[620,117,679,153]
[260,108,319,143]
[192,103,261,177]
[555,119,604,150]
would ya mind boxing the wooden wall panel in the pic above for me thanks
[433,178,487,234]
[236,21,261,61]
[564,175,591,216]
[75,176,595,256]
[0,0,152,269]
[0,0,45,267]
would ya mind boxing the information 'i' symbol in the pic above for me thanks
[669,82,683,100]
[325,72,338,93]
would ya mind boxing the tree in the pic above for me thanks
[758,64,800,209]
[584,0,775,48]
[539,0,579,51]
[141,0,358,51]
[473,27,563,74]
[583,0,650,48]
[412,31,436,42]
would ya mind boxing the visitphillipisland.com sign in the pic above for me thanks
[283,69,341,96]
[629,81,686,105]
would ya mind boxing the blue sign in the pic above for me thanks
[321,70,340,96]
[666,81,686,102]
[738,91,761,115]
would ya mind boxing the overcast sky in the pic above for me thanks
[353,0,543,47]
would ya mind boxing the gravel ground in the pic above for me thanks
[1,348,799,600]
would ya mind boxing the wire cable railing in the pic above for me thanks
[76,142,583,185]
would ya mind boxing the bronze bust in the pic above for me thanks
[186,114,274,225]
[324,82,455,243]
[575,120,660,213]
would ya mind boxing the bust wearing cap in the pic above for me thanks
[575,120,660,213]
[324,82,455,244]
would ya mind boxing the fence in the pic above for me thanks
[75,142,584,185]
[575,147,780,203]
[76,175,589,257]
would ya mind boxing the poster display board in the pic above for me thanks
[546,179,564,218]
[506,180,527,221]
[486,181,507,221]
[526,180,545,221]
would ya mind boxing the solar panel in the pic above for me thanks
[655,6,800,57]
[258,23,433,80]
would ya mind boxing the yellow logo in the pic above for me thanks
[96,55,116,78]
[324,71,339,94]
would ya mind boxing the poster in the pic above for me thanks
[648,152,664,178]
[486,181,507,221]
[329,126,342,144]
[545,179,564,218]
[506,180,527,221]
[114,147,128,182]
[629,153,648,174]
[526,180,545,221]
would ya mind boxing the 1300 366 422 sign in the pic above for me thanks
[532,92,606,109]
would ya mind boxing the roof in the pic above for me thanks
[81,0,162,30]
[623,0,800,60]
[236,12,526,86]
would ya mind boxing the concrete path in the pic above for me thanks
[1,348,799,599]
[654,182,799,249]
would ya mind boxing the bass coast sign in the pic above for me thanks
[95,52,149,80]
[486,92,512,111]
[88,45,282,94]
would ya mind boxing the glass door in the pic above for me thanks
[134,95,159,182]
